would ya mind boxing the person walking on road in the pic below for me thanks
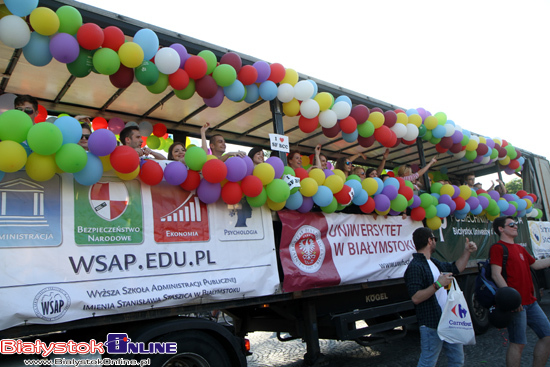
[404,227,477,367]
[490,216,550,367]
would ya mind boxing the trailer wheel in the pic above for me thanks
[144,330,232,367]
[464,275,490,335]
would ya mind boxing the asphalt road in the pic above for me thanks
[247,290,550,367]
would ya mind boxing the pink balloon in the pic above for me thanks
[108,117,125,135]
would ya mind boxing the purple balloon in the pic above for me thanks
[297,196,314,213]
[323,169,334,177]
[243,156,254,176]
[486,138,495,149]
[266,156,284,179]
[438,194,453,206]
[503,203,516,216]
[164,161,188,185]
[410,195,421,209]
[502,194,515,202]
[452,185,460,199]
[416,107,429,121]
[448,199,457,213]
[203,86,224,108]
[197,180,221,204]
[170,43,190,68]
[478,195,489,209]
[389,209,401,216]
[49,33,79,63]
[473,155,484,163]
[381,185,398,201]
[253,61,271,83]
[451,130,463,144]
[466,196,480,210]
[488,190,501,201]
[88,129,117,156]
[225,156,247,182]
[374,194,391,211]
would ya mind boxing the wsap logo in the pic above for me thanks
[451,304,468,319]
[105,333,177,354]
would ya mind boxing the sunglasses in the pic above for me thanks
[81,134,90,140]
[16,107,35,115]
[430,236,437,242]
[506,221,519,228]
[345,161,351,165]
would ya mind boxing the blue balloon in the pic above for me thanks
[373,177,384,195]
[285,191,304,210]
[406,108,418,116]
[432,125,446,139]
[470,204,483,215]
[352,188,369,206]
[312,185,333,207]
[307,80,318,98]
[22,32,52,67]
[20,142,33,156]
[224,80,245,102]
[73,153,103,186]
[244,84,259,104]
[384,177,400,189]
[436,203,451,218]
[54,116,82,144]
[0,170,4,182]
[335,95,352,108]
[133,28,159,61]
[342,130,358,143]
[516,198,527,211]
[5,0,38,17]
[259,81,277,101]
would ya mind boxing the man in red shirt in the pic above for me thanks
[491,216,550,367]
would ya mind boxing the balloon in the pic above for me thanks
[29,7,59,36]
[259,81,278,101]
[202,159,227,183]
[197,179,221,204]
[115,166,140,180]
[195,75,218,99]
[220,52,242,73]
[110,145,139,174]
[212,64,237,87]
[49,32,79,63]
[0,141,27,172]
[0,109,33,143]
[77,23,103,50]
[134,60,159,86]
[294,80,315,101]
[55,143,87,173]
[253,162,275,186]
[220,181,243,205]
[426,216,442,230]
[107,117,125,135]
[0,15,31,49]
[312,185,333,207]
[27,123,63,155]
[241,175,263,197]
[164,161,188,186]
[25,152,56,181]
[184,146,207,171]
[268,63,285,83]
[22,31,52,67]
[300,177,318,197]
[138,160,164,186]
[224,157,247,182]
[266,156,285,179]
[91,117,108,130]
[109,64,134,88]
[146,72,169,94]
[266,178,290,203]
[4,0,38,17]
[118,42,144,68]
[133,28,159,61]
[73,152,103,185]
[56,5,82,35]
[54,115,82,144]
[67,47,93,77]
[224,80,245,102]
[198,50,217,75]
[285,191,304,210]
[253,61,271,83]
[246,187,267,207]
[155,47,181,75]
[300,99,320,119]
[374,194,391,212]
[93,47,120,75]
[102,26,125,51]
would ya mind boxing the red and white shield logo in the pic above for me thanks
[89,182,129,221]
[289,225,325,274]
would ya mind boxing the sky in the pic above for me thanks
[78,0,550,186]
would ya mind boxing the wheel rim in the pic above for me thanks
[161,352,211,367]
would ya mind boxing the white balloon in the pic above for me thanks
[154,47,181,75]
[300,99,320,119]
[404,124,419,141]
[331,101,351,119]
[444,124,455,137]
[277,83,295,103]
[319,110,337,128]
[294,80,314,101]
[470,135,480,143]
[0,15,31,49]
[139,120,153,137]
[391,123,407,138]
[454,150,466,159]
[0,93,17,115]
[480,156,491,164]
[125,121,139,127]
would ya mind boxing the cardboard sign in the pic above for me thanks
[269,134,290,152]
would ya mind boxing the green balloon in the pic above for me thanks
[464,150,477,161]
[55,143,88,173]
[505,145,517,159]
[357,121,375,138]
[184,146,207,171]
[390,194,408,212]
[198,50,217,75]
[283,166,295,176]
[461,134,470,146]
[429,136,441,145]
[419,193,432,209]
[27,123,63,155]
[135,60,159,86]
[490,148,499,159]
[422,130,433,141]
[266,178,290,203]
[93,48,120,76]
[174,79,195,100]
[212,64,237,87]
[347,174,361,182]
[321,197,338,213]
[0,110,33,143]
[56,5,83,35]
[147,135,160,149]
[430,182,442,194]
[247,188,267,207]
[425,204,437,219]
[418,124,427,138]
[146,72,169,94]
[67,47,93,77]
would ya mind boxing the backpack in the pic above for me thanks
[474,242,508,309]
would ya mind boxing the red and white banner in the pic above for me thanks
[279,211,422,292]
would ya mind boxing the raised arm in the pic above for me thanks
[455,237,477,272]
[377,148,390,174]
[200,122,210,154]
[416,157,437,177]
[349,151,366,163]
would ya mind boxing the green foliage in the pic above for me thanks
[505,178,522,194]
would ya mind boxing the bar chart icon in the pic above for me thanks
[161,195,202,222]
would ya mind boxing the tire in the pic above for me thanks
[464,275,490,335]
[143,330,233,367]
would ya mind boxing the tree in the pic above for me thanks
[505,178,522,194]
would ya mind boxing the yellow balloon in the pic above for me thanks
[375,208,390,216]
[486,213,499,221]
[282,99,300,117]
[26,153,57,181]
[465,139,478,151]
[118,42,144,68]
[99,154,113,172]
[362,177,379,196]
[424,116,438,130]
[408,114,422,127]
[478,136,487,144]
[300,177,318,197]
[253,162,275,186]
[396,112,409,125]
[206,154,219,161]
[301,155,310,167]
[314,92,333,111]
[0,140,27,172]
[499,156,511,165]
[458,185,472,200]
[426,216,442,230]
[185,136,191,148]
[368,111,385,129]
[266,197,286,211]
[309,168,325,186]
[439,184,454,197]
[324,175,344,194]
[280,68,299,86]
[333,169,346,183]
[30,7,60,36]
[116,166,140,180]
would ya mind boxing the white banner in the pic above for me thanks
[528,221,550,259]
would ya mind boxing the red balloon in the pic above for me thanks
[396,177,406,187]
[453,196,466,211]
[153,123,167,137]
[139,160,164,186]
[339,116,357,134]
[450,142,464,154]
[241,175,263,197]
[387,171,395,177]
[399,186,414,201]
[92,117,108,130]
[195,75,218,99]
[221,181,243,205]
[350,104,370,124]
[299,115,319,133]
[267,63,285,83]
[402,138,416,146]
[516,190,528,198]
[358,135,376,148]
[181,170,201,191]
[508,159,520,170]
[110,146,139,174]
[374,125,392,146]
[383,110,397,128]
[359,197,375,213]
[294,167,309,181]
[370,107,384,114]
[515,149,522,159]
[220,52,242,73]
[527,193,538,203]
[77,23,104,50]
[184,55,208,80]
[476,143,488,156]
[410,207,426,221]
[102,26,125,51]
[334,185,353,205]
[237,65,258,86]
[169,69,190,90]
[322,122,341,138]
[440,136,454,149]
[435,144,448,154]
[394,108,405,114]
[202,159,227,183]
[109,65,134,89]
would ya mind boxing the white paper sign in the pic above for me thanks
[269,133,290,152]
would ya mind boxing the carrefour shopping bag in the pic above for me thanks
[437,279,476,345]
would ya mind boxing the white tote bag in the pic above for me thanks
[437,279,476,345]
